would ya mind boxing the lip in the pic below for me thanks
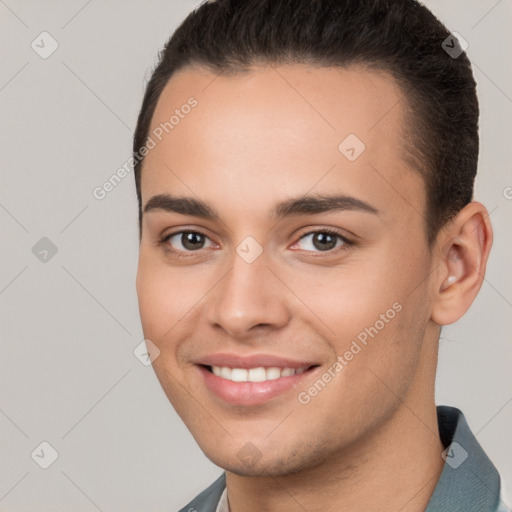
[195,353,319,406]
[196,352,317,369]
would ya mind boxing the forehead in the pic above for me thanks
[141,64,424,226]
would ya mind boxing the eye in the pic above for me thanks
[292,229,351,253]
[162,230,215,253]
[159,228,352,257]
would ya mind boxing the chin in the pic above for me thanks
[201,442,329,478]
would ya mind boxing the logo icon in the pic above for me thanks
[236,236,263,264]
[442,32,468,59]
[133,339,161,366]
[31,441,59,469]
[338,134,366,161]
[442,442,468,469]
[32,237,58,263]
[31,31,59,59]
[237,442,263,465]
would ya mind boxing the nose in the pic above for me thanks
[205,248,290,340]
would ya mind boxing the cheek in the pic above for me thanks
[282,249,427,376]
[136,261,169,338]
[277,258,403,344]
[136,258,195,397]
[136,254,202,339]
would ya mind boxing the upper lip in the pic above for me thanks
[195,353,318,369]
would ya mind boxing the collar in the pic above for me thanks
[425,405,501,511]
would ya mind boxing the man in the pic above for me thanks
[133,0,504,510]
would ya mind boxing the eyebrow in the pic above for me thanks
[143,193,379,220]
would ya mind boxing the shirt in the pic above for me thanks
[178,405,504,512]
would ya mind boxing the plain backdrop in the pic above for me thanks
[1,1,511,511]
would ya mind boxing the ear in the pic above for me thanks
[431,201,493,326]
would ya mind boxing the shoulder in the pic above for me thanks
[177,473,227,512]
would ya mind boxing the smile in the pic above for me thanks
[209,365,309,382]
[197,358,319,406]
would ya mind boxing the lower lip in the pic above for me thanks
[198,365,315,406]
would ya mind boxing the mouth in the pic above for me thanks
[195,357,320,406]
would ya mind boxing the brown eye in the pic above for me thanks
[164,231,214,252]
[294,230,349,252]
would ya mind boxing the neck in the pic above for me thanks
[227,402,444,512]
[226,336,445,512]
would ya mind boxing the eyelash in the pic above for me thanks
[158,228,354,259]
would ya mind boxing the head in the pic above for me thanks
[134,0,492,476]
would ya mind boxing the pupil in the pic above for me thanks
[182,232,204,250]
[314,232,336,251]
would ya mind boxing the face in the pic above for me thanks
[136,64,439,476]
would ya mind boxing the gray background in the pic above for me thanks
[1,1,511,510]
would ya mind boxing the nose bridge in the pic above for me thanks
[206,245,289,337]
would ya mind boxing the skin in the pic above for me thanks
[136,64,492,511]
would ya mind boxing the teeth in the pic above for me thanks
[210,365,309,382]
[248,367,267,382]
[266,367,281,380]
[231,368,248,382]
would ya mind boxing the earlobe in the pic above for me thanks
[431,202,493,326]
